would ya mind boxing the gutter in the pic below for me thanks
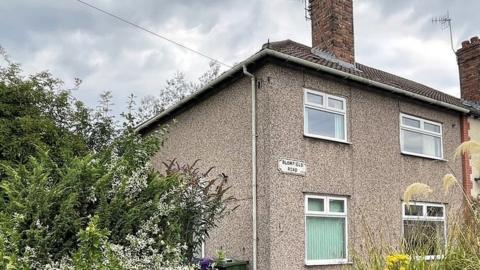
[136,48,468,133]
[264,49,470,113]
[135,50,269,133]
[243,65,257,270]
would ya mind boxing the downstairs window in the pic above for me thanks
[305,195,348,265]
[402,202,446,259]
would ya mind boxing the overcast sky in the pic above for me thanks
[1,0,479,113]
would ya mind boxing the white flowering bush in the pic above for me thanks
[0,49,229,269]
[0,127,234,269]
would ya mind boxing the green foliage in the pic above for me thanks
[0,59,89,165]
[350,180,480,269]
[0,125,231,269]
[161,160,235,260]
[0,49,230,269]
[71,215,118,270]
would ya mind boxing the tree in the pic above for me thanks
[136,61,220,124]
[0,49,233,269]
[0,53,89,165]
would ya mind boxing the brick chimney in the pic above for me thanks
[309,0,355,64]
[456,36,480,102]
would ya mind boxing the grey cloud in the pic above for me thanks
[362,0,480,45]
[0,0,478,114]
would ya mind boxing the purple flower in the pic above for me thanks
[199,257,213,270]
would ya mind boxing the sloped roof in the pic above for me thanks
[266,39,464,107]
[137,39,469,133]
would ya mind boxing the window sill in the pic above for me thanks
[416,255,444,261]
[401,151,447,162]
[305,260,352,266]
[304,134,352,145]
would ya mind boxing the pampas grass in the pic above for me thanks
[353,141,480,270]
[442,174,458,193]
[472,158,480,171]
[454,141,480,160]
[403,183,433,205]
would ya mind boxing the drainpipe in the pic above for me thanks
[243,65,257,270]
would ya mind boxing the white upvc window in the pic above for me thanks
[304,89,347,143]
[305,195,348,265]
[400,113,443,159]
[402,202,446,260]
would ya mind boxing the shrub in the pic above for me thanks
[351,140,480,270]
[0,48,232,269]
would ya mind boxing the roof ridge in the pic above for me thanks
[355,62,461,102]
[262,39,293,49]
[267,39,461,103]
[136,40,468,133]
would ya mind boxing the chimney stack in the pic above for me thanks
[456,36,480,102]
[309,0,355,64]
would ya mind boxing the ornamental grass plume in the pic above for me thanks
[454,141,480,160]
[403,183,432,206]
[472,158,480,171]
[442,173,458,193]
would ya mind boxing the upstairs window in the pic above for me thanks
[305,195,348,265]
[402,202,446,259]
[400,114,443,159]
[304,89,347,142]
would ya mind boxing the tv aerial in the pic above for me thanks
[432,11,455,53]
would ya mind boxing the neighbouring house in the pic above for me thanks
[137,1,476,269]
[456,37,480,200]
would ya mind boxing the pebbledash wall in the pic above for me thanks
[151,61,464,270]
[151,75,256,263]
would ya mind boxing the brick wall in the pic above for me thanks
[460,115,473,198]
[309,0,355,64]
[456,36,480,102]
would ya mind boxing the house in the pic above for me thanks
[456,37,480,200]
[137,1,476,269]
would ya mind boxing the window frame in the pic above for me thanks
[401,202,447,260]
[304,89,348,143]
[304,194,348,265]
[399,113,444,160]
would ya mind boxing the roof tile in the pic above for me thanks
[265,40,464,107]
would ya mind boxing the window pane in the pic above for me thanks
[402,130,423,154]
[405,204,423,216]
[424,122,441,133]
[308,198,324,212]
[403,220,445,256]
[402,117,421,128]
[306,93,323,105]
[306,216,345,260]
[306,107,345,140]
[427,206,444,217]
[402,130,442,158]
[328,97,344,110]
[329,199,345,213]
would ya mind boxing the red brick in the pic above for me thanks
[309,0,354,64]
[456,36,480,102]
[460,115,473,200]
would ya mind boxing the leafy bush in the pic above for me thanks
[0,132,232,269]
[0,49,232,269]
